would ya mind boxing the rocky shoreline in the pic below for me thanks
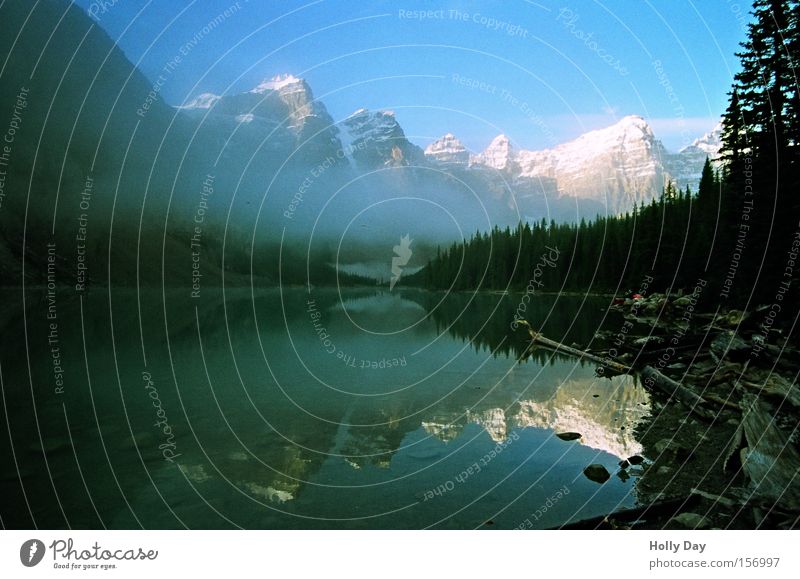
[539,291,800,529]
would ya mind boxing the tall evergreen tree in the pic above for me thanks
[719,0,799,301]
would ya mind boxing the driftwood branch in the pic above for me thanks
[516,320,631,374]
[640,366,715,420]
[703,392,740,411]
[740,378,800,409]
[517,321,717,418]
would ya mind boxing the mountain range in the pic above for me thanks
[186,74,721,215]
[430,117,722,213]
[183,70,720,217]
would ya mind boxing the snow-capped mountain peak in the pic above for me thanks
[615,114,650,131]
[665,121,722,190]
[680,122,722,156]
[180,92,221,110]
[424,133,470,165]
[178,73,341,164]
[341,108,423,169]
[177,72,721,216]
[343,108,399,137]
[464,117,672,212]
[487,133,511,149]
[563,115,656,154]
[474,134,515,171]
[457,115,719,212]
[250,74,302,93]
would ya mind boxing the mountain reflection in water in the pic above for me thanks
[0,287,650,529]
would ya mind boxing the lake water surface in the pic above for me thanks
[0,287,651,529]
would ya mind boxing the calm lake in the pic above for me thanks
[0,287,651,529]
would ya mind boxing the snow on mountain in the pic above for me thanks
[181,92,221,109]
[682,122,723,157]
[341,108,424,170]
[461,115,719,213]
[249,73,302,93]
[514,115,671,212]
[180,74,341,163]
[472,134,517,172]
[181,74,720,216]
[664,122,722,193]
[421,374,650,458]
[424,133,470,165]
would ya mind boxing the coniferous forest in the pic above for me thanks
[411,167,721,297]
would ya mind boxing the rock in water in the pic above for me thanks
[627,455,644,465]
[583,464,611,484]
[556,432,582,441]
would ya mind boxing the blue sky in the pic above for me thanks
[76,0,750,152]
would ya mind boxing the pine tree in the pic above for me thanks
[719,0,799,301]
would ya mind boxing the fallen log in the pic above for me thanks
[640,366,715,420]
[690,488,739,508]
[707,366,745,387]
[516,320,631,374]
[636,343,704,357]
[740,377,800,409]
[517,322,717,419]
[553,493,699,529]
[703,392,741,411]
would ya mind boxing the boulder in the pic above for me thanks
[583,464,611,484]
[710,330,750,361]
[670,512,709,529]
[556,432,582,441]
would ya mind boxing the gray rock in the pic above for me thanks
[556,432,582,441]
[583,464,611,484]
[654,439,689,458]
[670,512,710,529]
[710,330,750,361]
[654,439,677,454]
